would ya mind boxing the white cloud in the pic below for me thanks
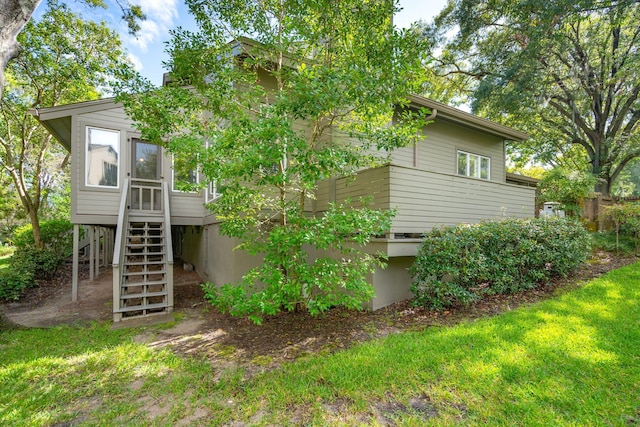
[128,0,178,52]
[127,53,144,71]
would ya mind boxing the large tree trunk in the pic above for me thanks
[0,0,41,98]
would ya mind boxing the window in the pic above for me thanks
[206,181,219,203]
[204,140,221,202]
[86,127,119,188]
[457,151,490,180]
[172,154,199,192]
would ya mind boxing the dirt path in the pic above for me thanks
[0,260,203,328]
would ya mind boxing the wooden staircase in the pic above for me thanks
[119,219,169,318]
[113,179,174,322]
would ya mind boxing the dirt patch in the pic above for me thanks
[1,251,637,375]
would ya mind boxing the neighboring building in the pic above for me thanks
[34,89,535,322]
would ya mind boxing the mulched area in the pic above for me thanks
[163,250,638,368]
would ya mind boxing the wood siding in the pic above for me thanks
[71,106,207,225]
[318,164,535,234]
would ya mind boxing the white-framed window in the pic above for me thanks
[204,140,221,202]
[206,181,219,202]
[457,150,490,180]
[86,126,120,188]
[172,154,199,192]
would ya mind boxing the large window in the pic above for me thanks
[457,150,490,180]
[86,127,119,188]
[172,154,199,192]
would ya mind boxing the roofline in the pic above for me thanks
[506,172,539,185]
[408,94,529,142]
[30,97,120,121]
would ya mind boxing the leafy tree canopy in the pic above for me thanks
[426,0,640,196]
[119,0,431,322]
[1,1,134,248]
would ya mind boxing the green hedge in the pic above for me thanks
[410,218,592,310]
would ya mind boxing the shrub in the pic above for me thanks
[12,248,63,281]
[410,218,591,310]
[12,219,74,257]
[600,203,640,253]
[0,267,34,301]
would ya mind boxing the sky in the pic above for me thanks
[34,0,448,86]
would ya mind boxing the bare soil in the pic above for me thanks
[1,252,637,373]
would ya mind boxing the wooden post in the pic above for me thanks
[89,226,94,281]
[72,224,79,302]
[94,226,100,278]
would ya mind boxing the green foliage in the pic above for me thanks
[591,231,638,255]
[0,265,34,301]
[12,219,74,257]
[0,246,14,257]
[120,0,429,321]
[537,168,596,216]
[427,1,640,195]
[203,201,393,323]
[410,218,591,310]
[1,1,135,249]
[600,203,640,253]
[12,247,62,280]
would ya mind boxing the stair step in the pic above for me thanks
[121,279,167,287]
[125,250,166,256]
[117,302,168,313]
[123,270,166,277]
[120,291,168,299]
[123,260,165,266]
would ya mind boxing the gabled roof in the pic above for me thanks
[409,95,529,142]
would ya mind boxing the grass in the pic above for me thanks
[1,263,639,426]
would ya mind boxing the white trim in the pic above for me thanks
[457,150,490,180]
[85,126,120,188]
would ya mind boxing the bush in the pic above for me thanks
[600,203,640,253]
[12,219,74,257]
[410,218,591,310]
[0,267,34,301]
[12,247,63,281]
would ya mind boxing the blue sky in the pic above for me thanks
[35,0,448,86]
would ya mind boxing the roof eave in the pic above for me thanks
[408,94,529,142]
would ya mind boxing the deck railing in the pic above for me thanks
[130,178,163,212]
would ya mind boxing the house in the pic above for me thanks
[33,87,535,322]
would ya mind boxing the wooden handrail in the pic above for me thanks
[112,178,129,268]
[163,181,174,264]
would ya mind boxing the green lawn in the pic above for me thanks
[1,263,639,426]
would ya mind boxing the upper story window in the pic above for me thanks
[206,181,219,203]
[457,150,490,180]
[172,154,199,192]
[86,126,119,188]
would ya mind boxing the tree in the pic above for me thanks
[426,0,640,196]
[1,2,134,248]
[119,0,429,322]
[0,0,144,99]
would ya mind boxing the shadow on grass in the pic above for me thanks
[246,262,640,425]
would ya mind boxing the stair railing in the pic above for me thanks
[162,181,174,312]
[112,178,130,322]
